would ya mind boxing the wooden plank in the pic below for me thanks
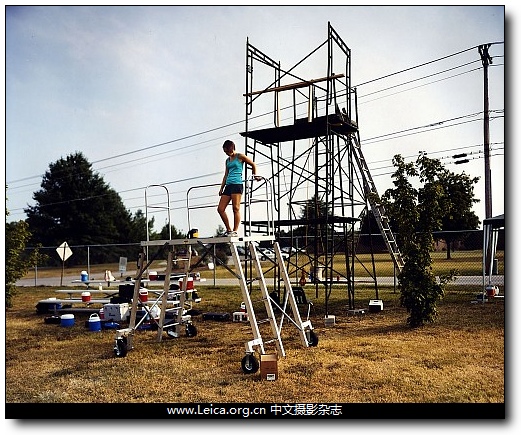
[244,73,345,96]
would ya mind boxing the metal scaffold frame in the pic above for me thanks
[110,23,404,367]
[240,22,404,313]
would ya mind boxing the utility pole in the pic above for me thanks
[479,44,493,219]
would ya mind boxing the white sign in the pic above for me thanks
[56,242,73,262]
[119,257,127,272]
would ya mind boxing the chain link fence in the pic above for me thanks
[22,229,504,291]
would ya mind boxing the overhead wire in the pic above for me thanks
[6,42,504,219]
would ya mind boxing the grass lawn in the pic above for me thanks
[6,276,504,413]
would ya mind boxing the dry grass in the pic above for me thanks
[5,279,504,405]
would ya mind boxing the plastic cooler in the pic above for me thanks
[88,313,101,332]
[179,277,194,290]
[81,291,91,302]
[60,314,75,327]
[139,289,148,302]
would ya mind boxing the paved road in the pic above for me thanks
[16,274,504,288]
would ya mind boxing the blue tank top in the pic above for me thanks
[226,154,244,185]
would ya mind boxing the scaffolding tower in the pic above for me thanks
[240,22,403,312]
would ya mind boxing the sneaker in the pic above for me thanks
[226,231,238,237]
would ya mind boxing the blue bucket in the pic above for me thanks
[60,314,75,327]
[88,313,101,332]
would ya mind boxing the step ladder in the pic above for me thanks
[155,245,196,340]
[230,239,318,374]
[351,134,405,272]
[112,243,197,358]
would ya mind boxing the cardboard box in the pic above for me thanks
[103,303,129,321]
[260,354,278,381]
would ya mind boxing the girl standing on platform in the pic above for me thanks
[217,140,260,236]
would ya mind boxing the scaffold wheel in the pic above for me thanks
[241,354,259,374]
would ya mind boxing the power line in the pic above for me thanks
[8,137,504,218]
[354,42,503,87]
[7,42,503,188]
[6,42,504,219]
[359,59,481,98]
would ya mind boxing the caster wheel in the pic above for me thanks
[114,337,128,358]
[186,324,197,337]
[241,354,259,374]
[306,330,319,347]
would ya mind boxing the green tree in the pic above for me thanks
[382,153,456,327]
[5,192,42,308]
[157,223,185,240]
[438,171,480,259]
[126,209,155,261]
[129,209,153,243]
[24,152,133,265]
[294,195,331,253]
[299,194,330,222]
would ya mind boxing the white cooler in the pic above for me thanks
[103,303,130,321]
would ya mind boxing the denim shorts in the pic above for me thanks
[222,184,244,196]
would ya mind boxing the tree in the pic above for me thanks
[383,157,480,259]
[157,223,186,240]
[129,209,153,244]
[294,195,331,253]
[438,171,480,259]
[126,209,155,261]
[25,152,133,265]
[382,153,456,327]
[5,192,42,308]
[299,194,330,222]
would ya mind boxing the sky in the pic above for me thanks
[4,5,507,238]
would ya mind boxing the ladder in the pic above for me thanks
[229,238,317,374]
[112,243,198,358]
[351,134,405,272]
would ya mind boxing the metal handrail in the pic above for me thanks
[145,184,171,242]
[244,175,274,238]
[186,183,221,234]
